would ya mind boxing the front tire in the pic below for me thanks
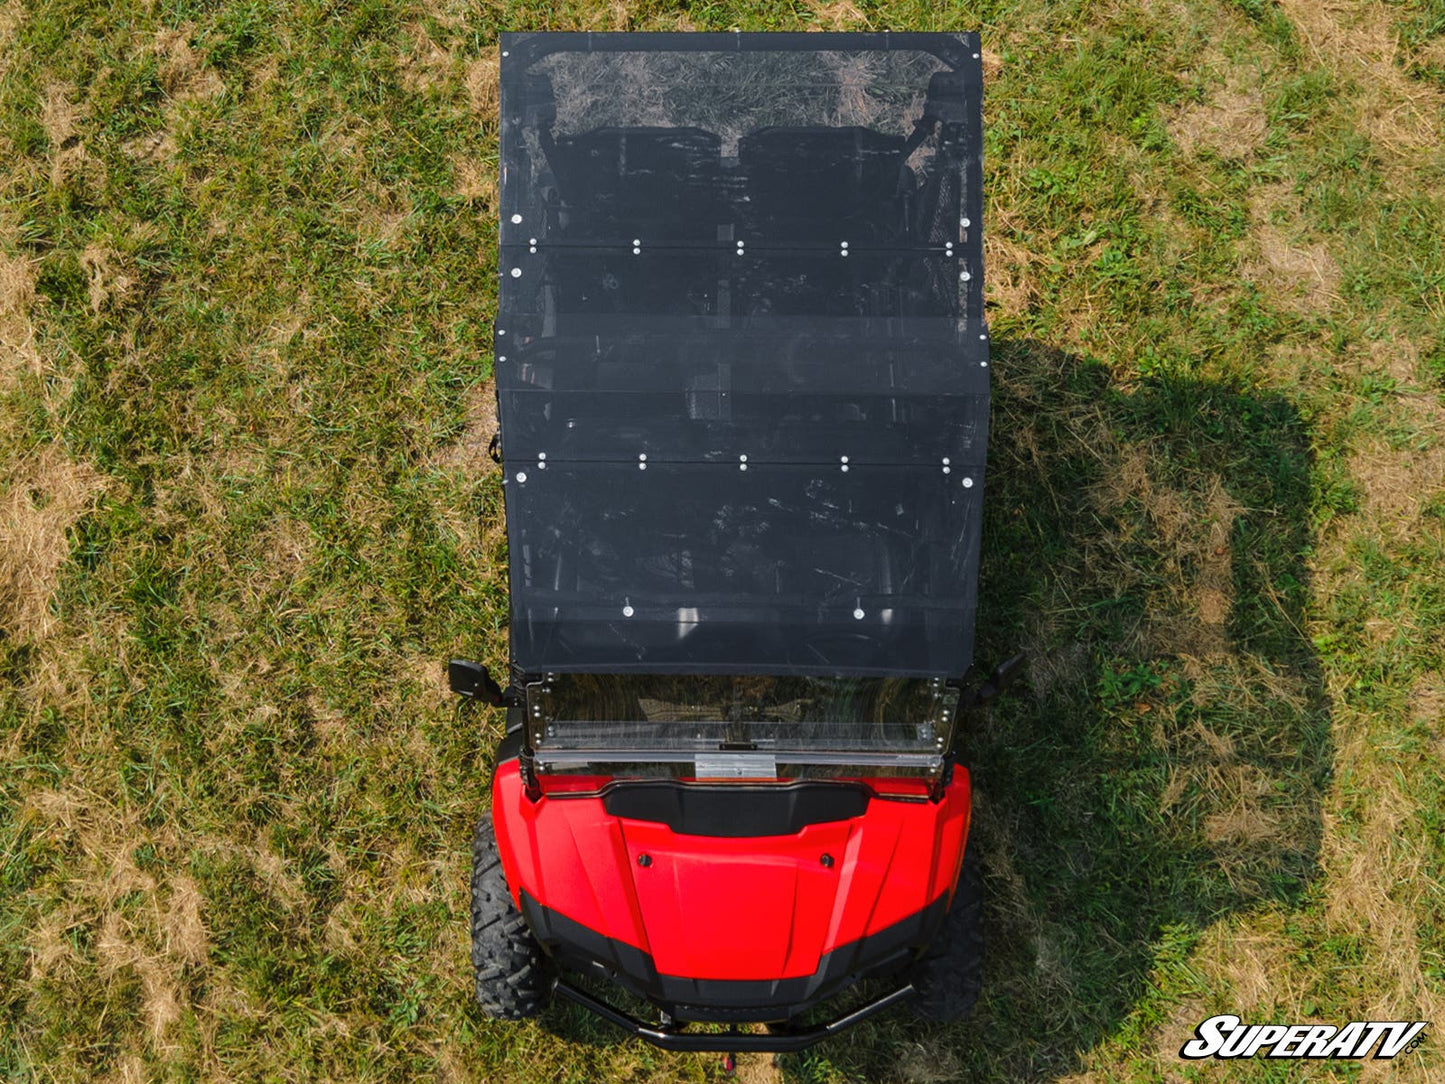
[909,842,984,1022]
[470,813,553,1019]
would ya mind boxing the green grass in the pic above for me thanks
[2,0,1444,1081]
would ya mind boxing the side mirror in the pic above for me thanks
[448,659,509,706]
[965,651,1027,708]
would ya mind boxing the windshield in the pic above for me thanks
[526,673,959,776]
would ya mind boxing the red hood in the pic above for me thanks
[491,762,970,983]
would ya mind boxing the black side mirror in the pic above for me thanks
[448,659,509,706]
[965,651,1027,708]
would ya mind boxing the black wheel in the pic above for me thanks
[470,813,553,1019]
[909,841,984,1022]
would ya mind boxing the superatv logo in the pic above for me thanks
[1180,1015,1429,1060]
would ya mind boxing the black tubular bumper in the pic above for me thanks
[554,978,917,1053]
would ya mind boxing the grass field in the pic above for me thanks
[2,0,1444,1080]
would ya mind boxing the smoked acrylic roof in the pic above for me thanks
[495,32,987,678]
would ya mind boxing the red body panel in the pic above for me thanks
[491,762,971,982]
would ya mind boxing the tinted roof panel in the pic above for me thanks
[496,32,987,678]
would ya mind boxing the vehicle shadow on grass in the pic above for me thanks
[800,338,1335,1082]
[530,337,1334,1082]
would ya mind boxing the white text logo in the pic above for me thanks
[1180,1015,1429,1059]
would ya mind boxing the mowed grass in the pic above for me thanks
[1,0,1443,1080]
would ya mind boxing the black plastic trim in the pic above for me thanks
[600,780,869,837]
[495,724,525,767]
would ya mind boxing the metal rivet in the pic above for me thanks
[638,462,647,470]
[497,356,506,363]
[633,238,640,246]
[536,461,546,470]
[538,452,546,460]
[510,268,522,278]
[972,52,979,59]
[840,455,849,463]
[637,852,651,867]
[979,333,987,340]
[820,853,834,868]
[510,214,522,224]
[739,463,748,471]
[962,477,974,488]
[529,238,537,245]
[841,250,849,257]
[739,454,748,462]
[632,247,640,255]
[497,328,506,336]
[841,464,849,472]
[961,217,971,228]
[515,471,527,483]
[853,608,865,620]
[840,241,849,248]
[960,271,972,282]
[623,605,634,617]
[942,457,951,465]
[981,360,989,368]
[943,465,951,474]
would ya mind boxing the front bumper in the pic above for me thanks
[554,977,918,1052]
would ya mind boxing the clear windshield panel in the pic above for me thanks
[527,673,959,760]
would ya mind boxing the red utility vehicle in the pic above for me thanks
[450,31,1017,1052]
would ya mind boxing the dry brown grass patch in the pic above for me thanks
[80,243,137,312]
[984,233,1039,319]
[155,25,224,100]
[0,443,109,640]
[1409,671,1444,728]
[97,912,186,1052]
[1320,718,1445,1029]
[165,875,211,966]
[1215,926,1293,1013]
[1188,918,1305,1018]
[1275,0,1445,160]
[431,379,498,474]
[731,1051,785,1084]
[1369,336,1424,386]
[0,0,24,70]
[402,22,455,95]
[0,248,40,383]
[896,1042,964,1083]
[1349,437,1445,521]
[21,788,215,1055]
[1347,337,1445,522]
[122,129,178,164]
[451,153,495,208]
[40,82,79,145]
[465,54,500,117]
[41,83,106,193]
[1242,225,1341,314]
[1168,52,1266,160]
[806,0,872,30]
